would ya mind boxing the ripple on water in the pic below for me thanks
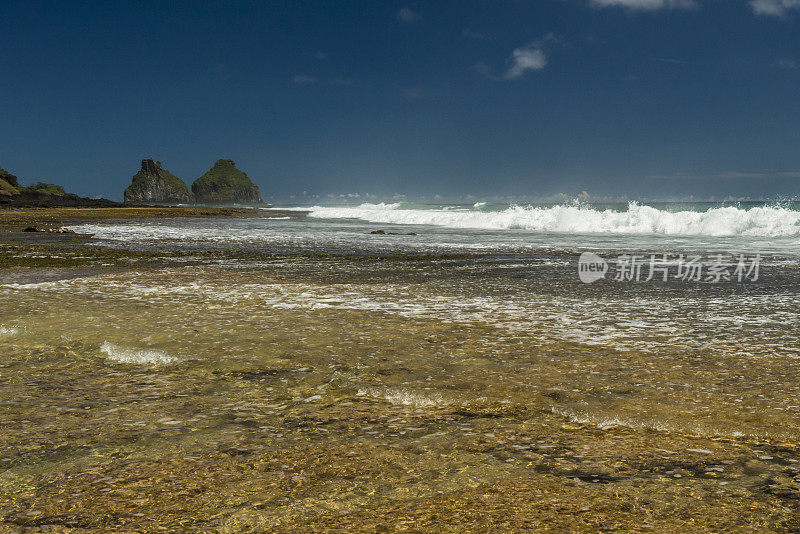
[0,326,18,337]
[357,387,448,407]
[100,341,178,365]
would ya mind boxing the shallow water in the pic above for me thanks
[2,211,800,531]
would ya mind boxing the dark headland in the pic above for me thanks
[0,167,119,209]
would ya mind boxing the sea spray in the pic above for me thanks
[304,202,800,237]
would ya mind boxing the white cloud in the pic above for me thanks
[292,75,318,85]
[476,36,555,80]
[503,46,548,79]
[397,7,421,23]
[750,0,800,16]
[590,0,697,9]
[775,58,797,69]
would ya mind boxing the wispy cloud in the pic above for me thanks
[293,75,355,86]
[775,58,797,69]
[590,0,697,10]
[750,0,800,16]
[206,62,232,80]
[475,35,555,80]
[403,87,423,99]
[649,170,800,180]
[397,7,421,23]
[717,171,770,179]
[719,171,800,179]
[586,0,800,17]
[292,74,318,85]
[473,62,493,77]
[504,46,548,79]
[462,29,486,40]
[313,51,328,60]
[505,34,557,79]
[652,57,704,65]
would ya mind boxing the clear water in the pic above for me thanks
[2,202,800,530]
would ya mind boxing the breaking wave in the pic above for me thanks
[305,202,800,237]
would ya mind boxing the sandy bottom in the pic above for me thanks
[0,237,799,532]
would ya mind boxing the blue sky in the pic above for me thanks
[1,0,800,202]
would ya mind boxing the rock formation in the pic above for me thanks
[124,159,193,204]
[0,169,20,196]
[0,166,118,207]
[26,182,66,196]
[191,159,262,204]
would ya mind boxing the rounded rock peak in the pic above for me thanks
[214,159,236,167]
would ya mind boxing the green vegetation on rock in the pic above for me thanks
[0,169,20,196]
[191,159,262,204]
[124,159,193,204]
[0,180,18,196]
[0,166,118,207]
[24,182,66,196]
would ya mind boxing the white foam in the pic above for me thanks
[552,407,671,432]
[1,281,69,290]
[304,202,800,237]
[0,326,18,337]
[357,387,447,407]
[11,268,798,359]
[100,341,177,365]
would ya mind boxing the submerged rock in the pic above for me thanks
[124,159,193,204]
[370,229,417,236]
[22,227,76,234]
[191,159,262,204]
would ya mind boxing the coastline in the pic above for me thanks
[1,211,799,532]
[0,206,306,274]
[0,206,305,234]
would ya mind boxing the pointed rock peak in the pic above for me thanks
[140,158,163,174]
[125,158,192,204]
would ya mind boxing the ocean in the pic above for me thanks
[2,201,799,529]
[70,200,800,255]
[54,200,800,435]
